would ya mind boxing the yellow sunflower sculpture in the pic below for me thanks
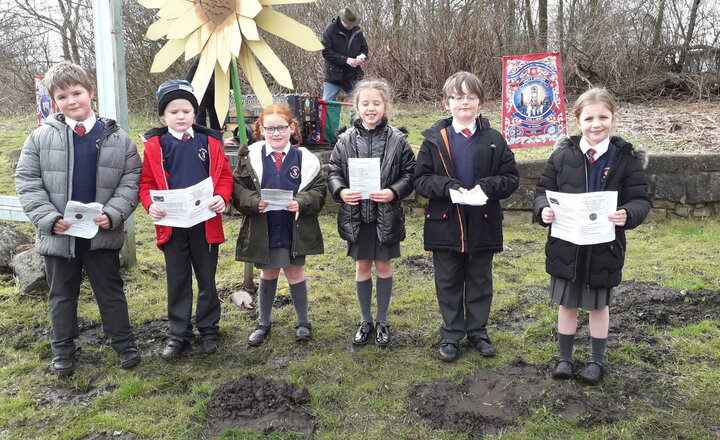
[140,0,323,122]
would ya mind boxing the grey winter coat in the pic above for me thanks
[14,114,141,258]
[533,135,650,288]
[327,121,415,245]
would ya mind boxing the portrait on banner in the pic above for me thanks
[502,53,567,148]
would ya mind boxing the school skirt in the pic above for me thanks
[347,222,400,262]
[254,247,306,269]
[550,275,614,310]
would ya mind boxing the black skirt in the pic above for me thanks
[347,222,401,261]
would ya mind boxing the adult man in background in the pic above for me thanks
[321,6,369,102]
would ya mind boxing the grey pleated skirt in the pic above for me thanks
[254,247,306,269]
[550,276,614,310]
[347,222,401,261]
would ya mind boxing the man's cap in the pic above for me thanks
[156,79,199,115]
[338,6,360,27]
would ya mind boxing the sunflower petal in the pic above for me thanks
[216,24,233,73]
[184,22,214,60]
[191,46,217,101]
[238,45,273,107]
[214,64,230,128]
[229,17,243,58]
[157,0,195,19]
[167,7,207,40]
[146,18,173,40]
[255,7,323,51]
[239,0,262,19]
[150,38,188,73]
[238,16,259,41]
[246,38,293,89]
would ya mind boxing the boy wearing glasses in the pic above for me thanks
[414,71,519,362]
[139,80,233,360]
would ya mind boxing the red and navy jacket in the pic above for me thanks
[139,124,234,249]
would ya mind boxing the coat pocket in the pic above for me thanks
[423,203,451,247]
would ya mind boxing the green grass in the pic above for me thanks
[1,112,719,439]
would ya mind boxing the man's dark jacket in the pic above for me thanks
[533,135,650,288]
[321,17,369,89]
[413,116,519,253]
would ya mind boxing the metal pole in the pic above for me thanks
[93,0,136,266]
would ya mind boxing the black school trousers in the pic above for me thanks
[163,222,220,343]
[44,238,135,357]
[432,249,494,342]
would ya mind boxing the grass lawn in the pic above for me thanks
[0,109,718,439]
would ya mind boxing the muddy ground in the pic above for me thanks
[11,273,720,438]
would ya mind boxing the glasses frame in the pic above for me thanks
[449,94,480,102]
[262,124,291,134]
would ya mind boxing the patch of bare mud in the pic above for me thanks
[201,373,314,438]
[409,357,679,436]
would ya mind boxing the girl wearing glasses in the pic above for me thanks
[327,79,416,348]
[232,104,326,346]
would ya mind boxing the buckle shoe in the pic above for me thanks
[248,324,271,346]
[352,321,374,346]
[551,359,574,379]
[577,361,604,385]
[295,322,312,342]
[375,321,390,348]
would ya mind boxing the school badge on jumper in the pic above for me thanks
[289,166,300,179]
[502,52,567,148]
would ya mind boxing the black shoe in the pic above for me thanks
[49,356,74,376]
[578,361,604,385]
[551,359,574,379]
[438,339,460,362]
[119,348,141,369]
[295,322,312,342]
[352,321,374,346]
[161,340,190,361]
[471,338,497,357]
[375,322,391,348]
[248,324,271,346]
[202,338,219,354]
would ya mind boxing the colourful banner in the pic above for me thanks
[35,76,54,126]
[502,53,566,148]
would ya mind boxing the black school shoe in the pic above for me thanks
[119,347,141,369]
[577,361,604,385]
[375,322,390,348]
[438,339,460,362]
[161,339,191,361]
[470,337,497,357]
[551,359,574,379]
[295,322,312,342]
[49,356,74,376]
[248,324,271,346]
[201,337,219,354]
[352,321,374,346]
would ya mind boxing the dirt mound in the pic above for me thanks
[612,281,720,325]
[409,358,678,436]
[400,254,434,276]
[202,373,314,438]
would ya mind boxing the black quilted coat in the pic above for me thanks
[327,121,415,245]
[533,135,651,288]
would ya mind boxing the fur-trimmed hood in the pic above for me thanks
[554,135,649,169]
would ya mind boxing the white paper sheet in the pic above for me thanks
[150,177,216,228]
[449,188,488,206]
[63,201,104,239]
[546,190,618,245]
[348,157,381,199]
[261,189,294,212]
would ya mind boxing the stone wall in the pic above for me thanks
[498,154,720,223]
